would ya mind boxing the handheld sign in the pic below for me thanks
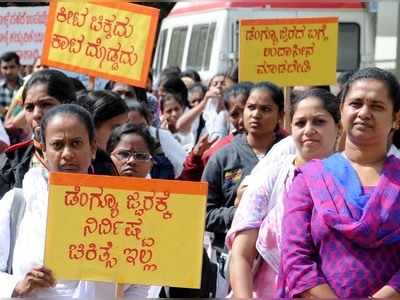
[44,173,207,289]
[239,17,338,86]
[0,6,48,64]
[42,1,159,88]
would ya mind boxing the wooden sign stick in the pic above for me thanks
[88,75,96,91]
[283,86,292,133]
[115,283,124,299]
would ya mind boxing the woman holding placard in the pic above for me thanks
[0,104,154,298]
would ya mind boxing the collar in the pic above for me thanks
[0,76,24,89]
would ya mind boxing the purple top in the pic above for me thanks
[277,155,400,298]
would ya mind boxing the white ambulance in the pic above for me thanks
[152,1,377,82]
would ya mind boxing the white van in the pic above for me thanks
[152,1,377,82]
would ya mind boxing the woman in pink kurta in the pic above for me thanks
[278,67,400,298]
[226,88,341,298]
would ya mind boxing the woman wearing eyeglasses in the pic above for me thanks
[107,123,156,178]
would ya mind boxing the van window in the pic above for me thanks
[187,22,216,71]
[204,23,216,70]
[338,23,360,71]
[154,29,168,76]
[167,26,188,68]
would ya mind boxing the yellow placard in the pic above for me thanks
[44,173,207,288]
[239,17,338,86]
[42,0,159,88]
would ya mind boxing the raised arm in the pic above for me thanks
[175,98,207,133]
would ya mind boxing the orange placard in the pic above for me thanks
[42,0,159,88]
[239,17,338,86]
[44,172,207,288]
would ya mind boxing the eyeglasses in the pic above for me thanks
[112,150,152,162]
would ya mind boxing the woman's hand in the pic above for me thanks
[230,229,258,298]
[12,266,56,297]
[192,134,218,157]
[234,182,248,207]
[204,88,224,113]
[372,285,400,299]
[160,116,169,129]
[298,284,337,299]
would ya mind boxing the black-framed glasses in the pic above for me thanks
[112,150,152,162]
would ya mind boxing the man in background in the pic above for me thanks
[0,52,23,119]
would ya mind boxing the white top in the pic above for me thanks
[240,136,296,187]
[0,167,159,298]
[202,99,229,140]
[148,126,187,178]
[228,154,296,272]
[0,120,10,146]
[388,144,400,158]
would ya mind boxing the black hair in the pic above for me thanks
[250,82,284,112]
[392,129,400,149]
[160,92,185,113]
[128,101,152,125]
[69,77,87,94]
[340,67,400,112]
[160,66,181,78]
[160,76,189,107]
[0,51,20,65]
[77,90,128,128]
[313,85,331,92]
[290,88,341,124]
[180,69,201,82]
[337,71,355,87]
[40,103,95,145]
[106,123,156,156]
[227,64,239,83]
[224,82,253,109]
[105,81,148,103]
[188,83,206,97]
[131,86,147,103]
[22,69,77,104]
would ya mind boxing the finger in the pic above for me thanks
[37,266,54,276]
[29,270,55,286]
[40,267,56,285]
[208,136,219,145]
[31,280,54,289]
[26,276,54,289]
[239,184,248,190]
[199,133,209,143]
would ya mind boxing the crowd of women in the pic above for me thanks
[0,63,400,299]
